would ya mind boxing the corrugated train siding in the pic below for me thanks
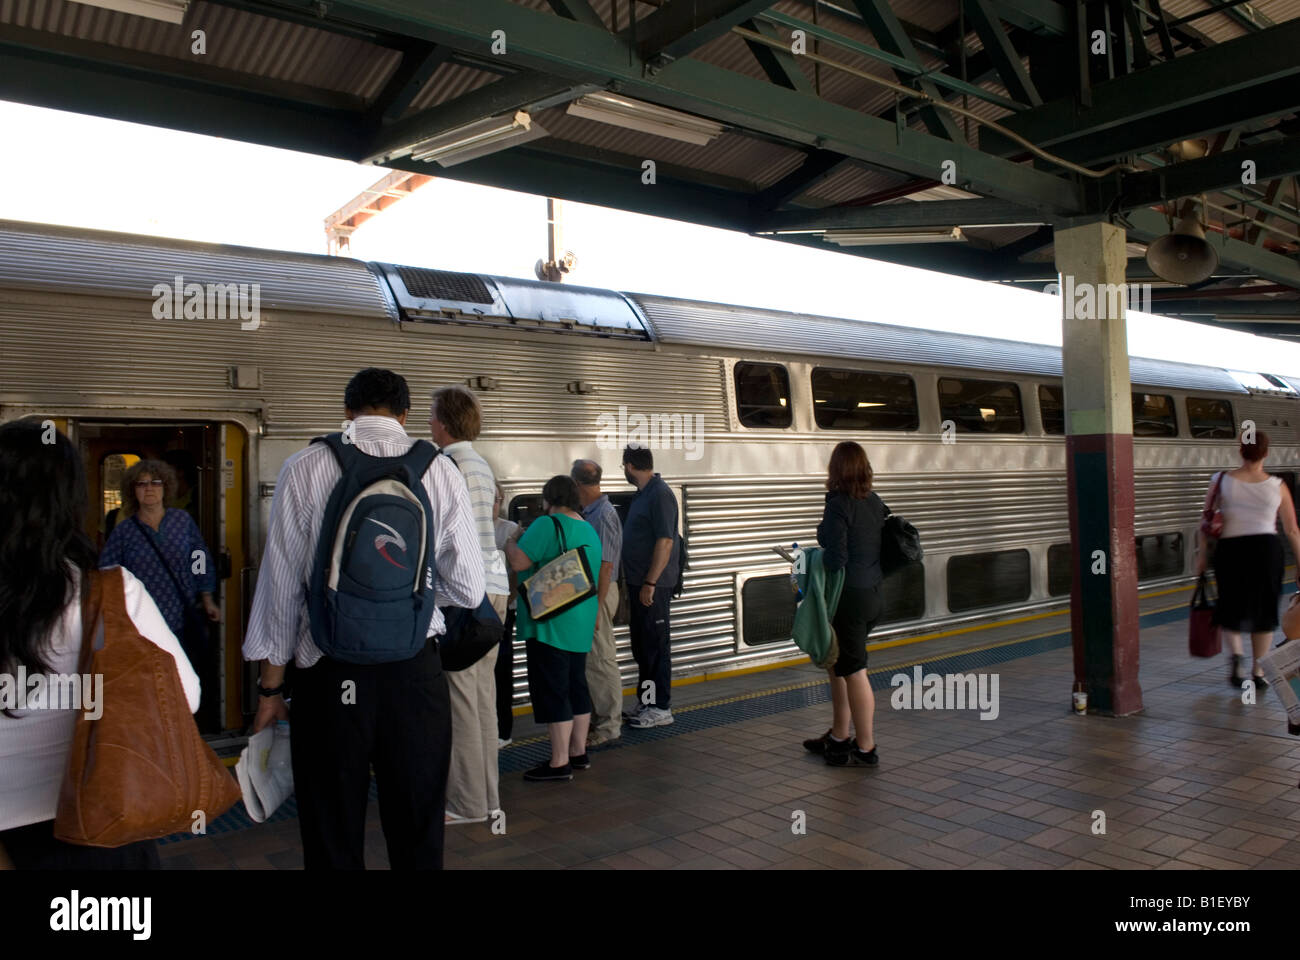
[0,222,394,320]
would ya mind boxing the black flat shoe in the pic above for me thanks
[1252,675,1269,691]
[823,735,852,767]
[569,753,590,770]
[523,761,573,782]
[851,739,879,766]
[1230,654,1245,687]
[803,729,833,755]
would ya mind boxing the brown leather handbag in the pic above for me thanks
[54,568,240,846]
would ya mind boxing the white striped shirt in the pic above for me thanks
[441,440,509,596]
[242,415,485,668]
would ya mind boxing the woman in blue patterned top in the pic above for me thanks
[100,459,218,657]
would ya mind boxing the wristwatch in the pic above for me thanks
[257,682,285,698]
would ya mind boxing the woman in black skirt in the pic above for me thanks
[1195,431,1300,687]
[803,441,887,766]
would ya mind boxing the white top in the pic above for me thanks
[0,566,200,831]
[242,415,486,668]
[441,440,510,596]
[1218,473,1283,539]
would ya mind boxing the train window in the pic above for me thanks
[1136,533,1183,580]
[734,362,793,428]
[508,494,545,529]
[1186,398,1235,439]
[810,368,919,431]
[937,378,1024,434]
[741,574,796,645]
[947,549,1031,612]
[1047,543,1072,596]
[880,561,925,623]
[1133,393,1178,437]
[1038,385,1065,435]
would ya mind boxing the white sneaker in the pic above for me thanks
[627,707,673,728]
[498,738,512,748]
[445,810,487,826]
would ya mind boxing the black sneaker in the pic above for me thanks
[523,760,573,782]
[823,735,852,767]
[851,739,879,766]
[569,753,590,770]
[802,729,833,755]
[1253,675,1269,691]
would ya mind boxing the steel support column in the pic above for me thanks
[1055,221,1143,717]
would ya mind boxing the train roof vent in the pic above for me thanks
[395,267,494,305]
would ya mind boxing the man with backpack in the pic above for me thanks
[244,368,485,870]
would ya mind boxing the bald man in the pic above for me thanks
[572,459,624,746]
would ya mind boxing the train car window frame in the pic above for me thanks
[947,549,1032,612]
[1132,392,1179,437]
[1135,532,1184,581]
[733,361,793,429]
[937,377,1025,434]
[1186,397,1235,439]
[810,367,920,432]
[737,571,798,647]
[1038,384,1065,436]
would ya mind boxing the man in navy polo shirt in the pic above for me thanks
[620,445,680,728]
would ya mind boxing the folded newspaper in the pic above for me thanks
[1257,640,1300,731]
[235,721,293,822]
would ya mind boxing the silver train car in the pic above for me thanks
[3,219,1298,733]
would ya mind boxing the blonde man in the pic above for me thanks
[431,385,509,825]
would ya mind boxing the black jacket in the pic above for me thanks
[816,490,888,589]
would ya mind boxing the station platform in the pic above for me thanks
[160,585,1300,870]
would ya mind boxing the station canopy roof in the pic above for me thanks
[1,0,1298,336]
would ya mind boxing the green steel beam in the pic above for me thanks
[370,42,451,125]
[773,230,1025,279]
[329,0,1084,213]
[1124,207,1300,287]
[364,71,594,164]
[546,0,607,31]
[1151,300,1299,317]
[748,150,847,210]
[0,30,366,157]
[982,18,1300,162]
[963,0,1042,106]
[984,0,1069,35]
[757,197,1050,231]
[741,17,814,92]
[848,0,962,140]
[636,0,780,63]
[1116,138,1300,212]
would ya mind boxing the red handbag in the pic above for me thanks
[1200,472,1225,539]
[1189,575,1221,658]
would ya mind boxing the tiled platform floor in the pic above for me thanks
[161,591,1300,869]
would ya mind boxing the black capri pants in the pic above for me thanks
[832,583,883,677]
[526,638,592,723]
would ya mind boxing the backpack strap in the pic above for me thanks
[399,439,439,485]
[311,433,359,472]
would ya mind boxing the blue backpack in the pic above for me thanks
[307,433,439,664]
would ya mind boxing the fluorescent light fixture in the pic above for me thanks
[67,0,188,21]
[409,111,549,167]
[566,92,724,146]
[823,227,966,246]
[856,402,885,408]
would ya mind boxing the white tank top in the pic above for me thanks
[1218,473,1283,539]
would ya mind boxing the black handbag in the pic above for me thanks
[880,505,923,577]
[131,515,211,662]
[438,595,503,671]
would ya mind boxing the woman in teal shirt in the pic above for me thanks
[506,474,603,782]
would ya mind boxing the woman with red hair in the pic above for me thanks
[1196,430,1300,688]
[803,441,888,766]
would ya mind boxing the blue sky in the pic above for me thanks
[1,97,1296,375]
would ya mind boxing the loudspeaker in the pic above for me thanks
[1145,214,1219,285]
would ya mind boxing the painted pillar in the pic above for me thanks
[1055,221,1143,716]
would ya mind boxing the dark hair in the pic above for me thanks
[571,459,602,486]
[0,420,97,676]
[827,441,873,498]
[432,385,483,441]
[1241,430,1270,462]
[541,475,582,513]
[622,445,653,472]
[120,459,178,518]
[344,368,410,416]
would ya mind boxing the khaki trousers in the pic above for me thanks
[586,581,623,741]
[445,593,507,819]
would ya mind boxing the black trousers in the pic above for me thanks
[289,639,451,870]
[495,606,516,740]
[0,819,160,870]
[628,584,672,709]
